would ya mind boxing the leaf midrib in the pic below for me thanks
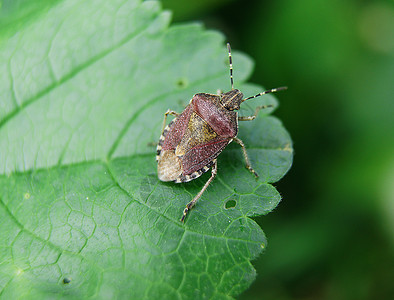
[0,158,262,264]
[105,161,262,245]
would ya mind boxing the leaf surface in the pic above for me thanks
[0,0,293,298]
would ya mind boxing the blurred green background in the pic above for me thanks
[162,0,394,299]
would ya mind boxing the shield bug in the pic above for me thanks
[156,43,287,222]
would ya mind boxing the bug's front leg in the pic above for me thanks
[161,109,179,134]
[180,159,218,222]
[237,104,273,121]
[233,137,258,178]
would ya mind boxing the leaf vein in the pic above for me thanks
[0,9,161,131]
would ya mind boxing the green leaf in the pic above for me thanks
[0,0,293,298]
[0,0,62,40]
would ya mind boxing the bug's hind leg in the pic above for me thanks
[161,109,179,134]
[180,160,218,222]
[233,137,258,178]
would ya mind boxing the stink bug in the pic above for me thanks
[156,43,287,222]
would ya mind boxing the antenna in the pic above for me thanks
[227,43,234,90]
[242,86,288,103]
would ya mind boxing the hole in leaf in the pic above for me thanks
[225,199,237,209]
[176,78,188,88]
[63,277,71,284]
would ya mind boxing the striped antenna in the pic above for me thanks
[242,86,288,103]
[227,43,234,90]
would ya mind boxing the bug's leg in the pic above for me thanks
[233,137,258,178]
[239,86,287,120]
[238,104,273,121]
[180,160,218,222]
[161,109,179,134]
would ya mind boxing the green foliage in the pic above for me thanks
[0,0,292,298]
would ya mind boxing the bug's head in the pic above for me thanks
[221,89,244,111]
